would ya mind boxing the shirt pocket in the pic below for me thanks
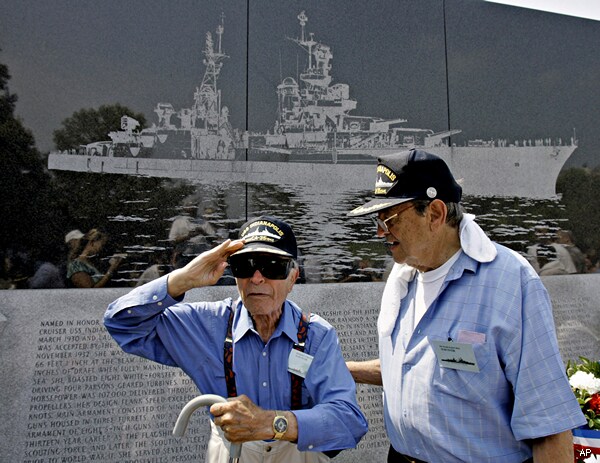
[429,335,492,405]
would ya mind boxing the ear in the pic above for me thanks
[427,199,447,230]
[287,266,300,292]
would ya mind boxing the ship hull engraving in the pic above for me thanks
[48,11,576,199]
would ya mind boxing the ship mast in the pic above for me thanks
[288,11,332,92]
[194,13,228,129]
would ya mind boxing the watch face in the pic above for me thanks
[274,417,287,432]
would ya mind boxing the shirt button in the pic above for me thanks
[127,309,132,314]
[152,295,158,300]
[265,446,272,452]
[262,382,268,387]
[262,352,267,357]
[157,302,162,306]
[308,445,314,450]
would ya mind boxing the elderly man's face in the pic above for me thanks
[235,255,299,318]
[376,202,431,269]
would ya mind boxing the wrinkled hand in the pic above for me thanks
[167,239,244,297]
[210,395,273,443]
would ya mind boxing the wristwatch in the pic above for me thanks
[272,411,288,440]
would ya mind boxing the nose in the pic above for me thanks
[250,269,265,283]
[376,224,387,238]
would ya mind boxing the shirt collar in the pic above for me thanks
[233,299,298,343]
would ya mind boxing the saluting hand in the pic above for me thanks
[167,239,244,297]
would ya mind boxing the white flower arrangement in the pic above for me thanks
[567,357,600,430]
[570,370,600,395]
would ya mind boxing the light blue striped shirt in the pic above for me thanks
[104,275,368,453]
[380,244,585,462]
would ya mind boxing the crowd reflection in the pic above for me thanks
[2,199,599,290]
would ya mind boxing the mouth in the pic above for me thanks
[248,292,269,297]
[384,240,399,249]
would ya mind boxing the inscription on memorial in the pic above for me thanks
[23,311,387,462]
[3,279,596,462]
[550,292,600,362]
[334,307,380,359]
[24,319,208,463]
[323,306,389,453]
[355,385,387,452]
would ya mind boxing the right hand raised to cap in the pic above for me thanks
[167,239,244,297]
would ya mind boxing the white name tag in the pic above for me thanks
[288,349,314,378]
[431,340,480,372]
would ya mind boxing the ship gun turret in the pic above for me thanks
[424,129,462,147]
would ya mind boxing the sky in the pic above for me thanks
[1,0,599,168]
[486,0,600,21]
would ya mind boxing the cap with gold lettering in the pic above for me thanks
[231,216,298,259]
[347,149,462,216]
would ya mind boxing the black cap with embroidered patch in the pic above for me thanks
[231,216,298,259]
[348,149,462,217]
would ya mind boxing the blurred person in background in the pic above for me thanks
[67,228,124,288]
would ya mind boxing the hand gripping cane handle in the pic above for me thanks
[172,394,242,460]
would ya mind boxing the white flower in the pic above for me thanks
[569,370,600,394]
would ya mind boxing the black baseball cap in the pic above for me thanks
[348,149,462,216]
[231,216,298,259]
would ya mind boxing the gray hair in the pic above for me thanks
[412,200,464,228]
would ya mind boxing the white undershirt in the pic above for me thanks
[412,250,461,330]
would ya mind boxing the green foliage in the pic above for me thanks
[52,104,147,151]
[567,357,600,380]
[0,62,18,120]
[0,61,63,260]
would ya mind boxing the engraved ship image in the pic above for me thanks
[67,15,244,161]
[248,10,462,163]
[442,357,476,366]
[48,11,578,198]
[246,11,578,198]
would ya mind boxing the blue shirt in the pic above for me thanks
[104,275,368,452]
[380,244,586,462]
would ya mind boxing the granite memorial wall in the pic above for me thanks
[2,276,599,462]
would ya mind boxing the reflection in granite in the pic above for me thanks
[99,180,571,286]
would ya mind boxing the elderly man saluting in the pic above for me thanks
[346,150,585,463]
[105,216,367,463]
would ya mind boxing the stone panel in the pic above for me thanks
[1,276,598,462]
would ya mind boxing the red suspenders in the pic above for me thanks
[291,310,310,410]
[224,308,237,397]
[223,306,310,410]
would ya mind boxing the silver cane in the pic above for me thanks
[173,394,242,463]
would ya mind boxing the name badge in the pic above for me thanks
[430,340,480,372]
[288,349,314,378]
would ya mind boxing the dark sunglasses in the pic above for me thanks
[228,254,294,280]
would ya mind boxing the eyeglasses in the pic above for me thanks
[229,254,294,280]
[371,204,415,233]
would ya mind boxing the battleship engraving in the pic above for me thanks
[48,11,578,198]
